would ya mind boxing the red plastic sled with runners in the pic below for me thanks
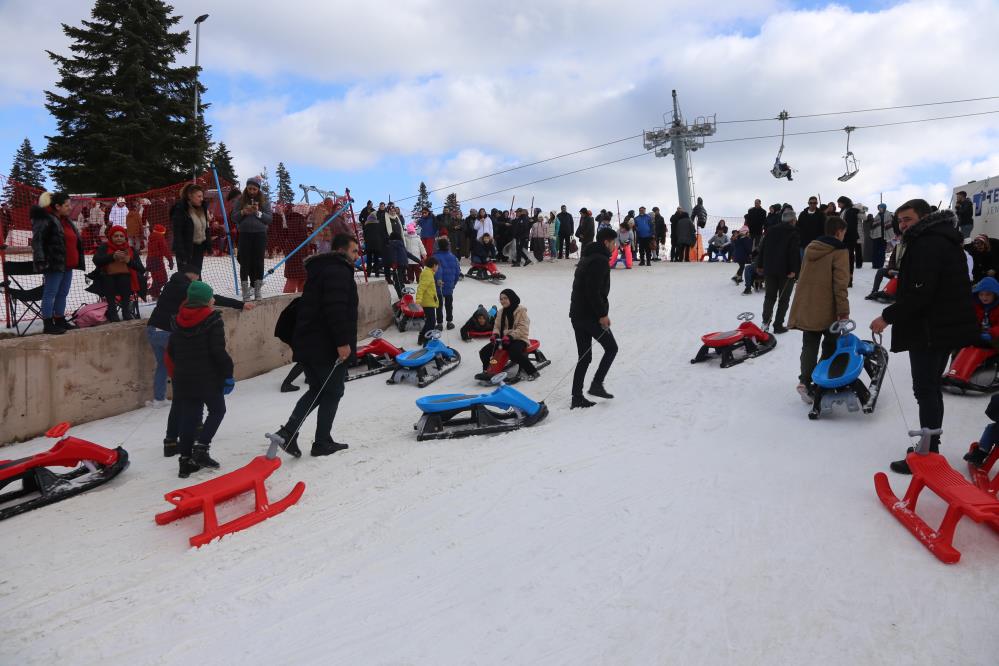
[943,346,999,394]
[690,312,776,369]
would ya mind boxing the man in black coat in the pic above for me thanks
[755,208,801,334]
[955,190,974,239]
[870,201,977,474]
[797,196,824,255]
[556,205,574,259]
[652,207,666,260]
[746,199,767,249]
[837,196,861,283]
[575,208,595,247]
[271,233,360,457]
[569,227,619,410]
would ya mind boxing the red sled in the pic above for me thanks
[347,329,405,381]
[392,288,425,332]
[0,422,128,521]
[478,338,551,385]
[466,262,506,284]
[690,312,776,368]
[874,451,999,564]
[155,455,305,548]
[968,443,999,497]
[943,346,999,394]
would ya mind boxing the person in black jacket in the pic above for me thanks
[966,235,999,282]
[755,208,801,333]
[652,207,666,260]
[746,199,767,249]
[31,192,85,334]
[171,183,213,274]
[569,227,619,409]
[556,205,575,258]
[837,196,861,284]
[270,233,360,458]
[797,196,824,258]
[166,281,235,478]
[870,201,977,474]
[955,190,974,239]
[575,208,595,247]
[511,209,533,267]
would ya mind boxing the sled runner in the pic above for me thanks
[477,338,551,385]
[874,429,999,564]
[387,330,461,388]
[943,346,999,394]
[690,312,776,368]
[392,288,425,332]
[346,329,405,382]
[0,423,128,521]
[466,262,506,284]
[809,320,888,420]
[967,443,999,497]
[415,373,549,441]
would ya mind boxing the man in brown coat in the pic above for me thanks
[788,215,851,402]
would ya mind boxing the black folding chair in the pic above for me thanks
[1,260,44,336]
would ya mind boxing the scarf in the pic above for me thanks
[105,230,140,293]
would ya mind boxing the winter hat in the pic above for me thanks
[116,197,126,204]
[38,192,53,208]
[740,225,750,234]
[405,223,417,234]
[579,207,588,214]
[974,234,990,250]
[246,177,262,189]
[973,276,999,296]
[152,224,166,234]
[186,280,214,307]
[596,227,618,243]
[877,203,887,210]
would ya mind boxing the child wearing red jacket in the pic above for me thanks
[147,224,174,298]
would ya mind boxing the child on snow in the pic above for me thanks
[434,237,462,330]
[730,227,754,284]
[404,222,427,283]
[415,256,440,345]
[146,224,174,299]
[610,221,634,268]
[460,304,497,341]
[530,213,549,262]
[89,226,147,321]
[165,281,235,478]
[471,233,498,265]
[968,276,999,348]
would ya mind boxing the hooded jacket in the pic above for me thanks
[460,304,494,341]
[670,212,696,246]
[882,210,977,352]
[415,265,440,308]
[569,241,611,321]
[756,222,801,277]
[166,306,234,399]
[788,237,850,332]
[434,249,461,296]
[292,251,359,363]
[31,205,85,274]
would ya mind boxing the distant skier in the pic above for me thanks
[569,227,619,409]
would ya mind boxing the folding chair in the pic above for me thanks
[1,260,44,336]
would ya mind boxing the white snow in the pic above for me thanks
[2,259,997,665]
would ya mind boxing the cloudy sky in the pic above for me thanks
[2,0,998,220]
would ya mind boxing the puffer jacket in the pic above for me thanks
[415,266,440,308]
[166,307,234,400]
[292,251,359,363]
[788,237,850,332]
[231,195,273,235]
[434,249,461,296]
[569,241,611,321]
[31,205,85,273]
[494,305,531,343]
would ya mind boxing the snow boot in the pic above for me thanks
[588,383,614,399]
[163,438,178,457]
[272,426,301,458]
[474,371,492,381]
[446,322,455,330]
[890,440,940,475]
[571,395,596,409]
[773,325,789,334]
[741,287,752,295]
[241,280,251,302]
[43,317,67,334]
[796,384,813,405]
[964,445,989,467]
[178,456,202,479]
[280,381,300,393]
[311,438,348,457]
[54,316,77,331]
[253,280,262,302]
[192,444,220,469]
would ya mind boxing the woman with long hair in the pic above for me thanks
[31,191,85,334]
[232,176,273,301]
[171,182,212,274]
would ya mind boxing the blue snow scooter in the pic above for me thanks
[809,319,888,420]
[414,372,549,440]
[386,330,462,388]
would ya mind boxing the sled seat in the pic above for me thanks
[701,330,743,347]
[968,444,999,497]
[417,393,482,413]
[874,452,999,563]
[155,455,305,548]
[814,336,872,389]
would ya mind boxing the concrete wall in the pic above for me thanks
[0,281,392,444]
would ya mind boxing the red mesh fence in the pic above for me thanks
[1,172,361,330]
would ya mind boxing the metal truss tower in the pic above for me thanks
[643,90,717,214]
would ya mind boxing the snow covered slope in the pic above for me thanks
[2,260,995,665]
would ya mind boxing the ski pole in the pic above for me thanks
[211,165,240,297]
[263,196,355,281]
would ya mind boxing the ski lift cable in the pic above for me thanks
[717,95,999,124]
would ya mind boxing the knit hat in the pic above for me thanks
[38,192,53,208]
[973,276,999,296]
[877,203,887,210]
[246,177,262,189]
[405,223,416,234]
[152,224,166,234]
[186,280,214,307]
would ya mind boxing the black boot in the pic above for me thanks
[106,304,120,322]
[742,287,752,295]
[280,381,300,393]
[311,438,349,456]
[163,438,178,457]
[178,456,202,479]
[571,395,596,409]
[54,316,77,331]
[964,446,989,467]
[192,444,220,469]
[43,318,67,335]
[588,383,614,399]
[273,426,301,458]
[891,440,940,475]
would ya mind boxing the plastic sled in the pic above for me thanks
[943,346,999,394]
[690,312,776,368]
[387,330,462,388]
[466,262,506,284]
[347,329,405,382]
[478,338,551,384]
[0,422,129,521]
[415,373,549,441]
[809,320,888,420]
[869,277,898,304]
[967,443,999,497]
[155,452,305,548]
[874,430,999,564]
[392,287,425,332]
[465,305,499,339]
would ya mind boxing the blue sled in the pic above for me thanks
[415,380,548,440]
[387,337,461,388]
[809,320,888,420]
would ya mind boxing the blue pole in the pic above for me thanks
[211,166,240,296]
[263,193,354,280]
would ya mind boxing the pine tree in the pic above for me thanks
[42,0,212,195]
[275,162,294,205]
[211,142,238,185]
[258,167,272,201]
[445,192,460,214]
[3,139,46,203]
[412,181,432,220]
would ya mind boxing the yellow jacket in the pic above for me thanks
[415,266,440,308]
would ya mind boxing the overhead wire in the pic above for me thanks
[715,95,999,124]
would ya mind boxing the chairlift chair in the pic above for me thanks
[770,110,793,180]
[837,126,860,182]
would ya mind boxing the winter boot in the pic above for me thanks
[773,325,789,334]
[588,383,614,399]
[741,286,752,295]
[163,438,178,457]
[253,280,263,302]
[311,438,349,457]
[241,280,251,302]
[178,456,202,479]
[446,322,456,330]
[106,303,120,322]
[890,439,940,475]
[42,318,67,335]
[796,384,813,405]
[271,426,301,458]
[192,444,220,469]
[964,445,989,467]
[571,395,596,409]
[54,316,77,331]
[280,381,300,393]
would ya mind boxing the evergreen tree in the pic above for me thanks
[275,162,294,205]
[42,0,212,195]
[3,138,46,203]
[411,181,432,220]
[445,192,460,214]
[258,167,272,201]
[211,142,238,185]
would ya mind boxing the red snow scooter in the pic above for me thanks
[943,346,999,394]
[690,312,776,368]
[392,287,425,332]
[476,338,551,385]
[347,329,405,382]
[0,422,129,521]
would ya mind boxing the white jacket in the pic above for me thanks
[108,204,128,228]
[474,217,493,239]
[404,231,426,260]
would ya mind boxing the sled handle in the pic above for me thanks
[737,312,755,322]
[426,329,442,341]
[491,372,508,386]
[908,427,943,455]
[369,329,384,339]
[402,287,415,295]
[45,422,71,438]
[830,319,856,335]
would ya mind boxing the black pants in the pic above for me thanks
[238,232,267,283]
[669,241,679,262]
[571,318,618,397]
[178,245,205,274]
[676,244,691,262]
[366,249,383,275]
[872,268,889,293]
[638,237,652,265]
[167,401,204,441]
[557,235,572,258]
[514,237,531,264]
[908,349,950,442]
[102,273,134,320]
[177,393,226,457]
[763,276,795,327]
[846,244,856,282]
[419,306,438,342]
[390,267,407,299]
[854,241,863,269]
[479,339,537,376]
[282,360,347,444]
[799,330,839,386]
[436,294,454,325]
[284,363,305,386]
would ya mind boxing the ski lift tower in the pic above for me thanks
[643,90,717,214]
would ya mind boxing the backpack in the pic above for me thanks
[274,297,301,346]
[72,302,107,328]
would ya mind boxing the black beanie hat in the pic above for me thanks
[596,227,618,243]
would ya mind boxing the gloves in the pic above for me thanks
[223,377,235,395]
[490,334,499,343]
[502,335,511,347]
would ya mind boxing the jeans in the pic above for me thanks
[743,264,757,286]
[908,349,951,444]
[980,423,997,454]
[283,360,347,444]
[571,318,618,397]
[871,238,887,269]
[514,237,531,264]
[799,330,839,386]
[41,269,74,318]
[146,327,171,401]
[177,393,226,457]
[763,276,795,327]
